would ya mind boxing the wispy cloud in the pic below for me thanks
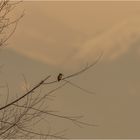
[74,17,140,63]
[11,14,140,69]
[10,14,87,66]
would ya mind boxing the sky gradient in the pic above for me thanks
[1,1,140,138]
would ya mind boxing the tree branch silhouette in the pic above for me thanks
[0,76,51,111]
[0,52,102,112]
[0,1,102,138]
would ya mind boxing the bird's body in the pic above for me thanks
[57,73,63,82]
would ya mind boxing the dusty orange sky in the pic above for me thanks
[1,1,140,138]
[10,1,140,68]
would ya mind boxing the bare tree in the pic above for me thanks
[0,0,23,48]
[0,1,102,138]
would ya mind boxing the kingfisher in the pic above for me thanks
[57,73,63,82]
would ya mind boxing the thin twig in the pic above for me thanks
[0,75,51,111]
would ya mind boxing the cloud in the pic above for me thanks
[10,14,140,69]
[73,17,140,63]
[10,13,87,67]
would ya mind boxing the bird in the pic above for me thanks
[57,73,63,82]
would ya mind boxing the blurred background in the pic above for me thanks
[0,1,140,138]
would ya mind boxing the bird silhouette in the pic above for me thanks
[57,73,63,82]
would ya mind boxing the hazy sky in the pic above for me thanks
[1,1,140,138]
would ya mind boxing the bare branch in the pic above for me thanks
[0,75,51,111]
[44,52,103,85]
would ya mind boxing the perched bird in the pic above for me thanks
[57,73,63,82]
